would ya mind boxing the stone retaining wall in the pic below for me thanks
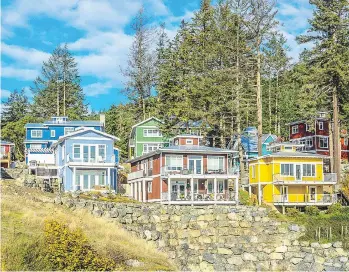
[53,196,349,271]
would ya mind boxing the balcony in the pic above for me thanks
[127,169,153,181]
[273,194,337,206]
[160,166,235,177]
[272,173,337,184]
[67,155,116,166]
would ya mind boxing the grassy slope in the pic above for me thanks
[1,181,176,271]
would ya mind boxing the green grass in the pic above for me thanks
[1,181,176,271]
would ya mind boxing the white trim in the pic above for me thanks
[309,186,317,202]
[72,137,112,141]
[31,130,43,138]
[318,122,324,130]
[207,155,225,172]
[188,155,203,174]
[165,154,184,170]
[292,125,299,134]
[51,130,56,137]
[64,127,75,135]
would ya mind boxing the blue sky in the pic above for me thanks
[1,0,314,111]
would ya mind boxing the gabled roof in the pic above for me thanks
[51,127,119,148]
[130,117,163,138]
[0,140,15,146]
[25,120,102,128]
[128,145,237,163]
[249,151,328,161]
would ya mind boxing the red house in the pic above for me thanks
[0,141,15,168]
[288,112,348,162]
[127,135,239,204]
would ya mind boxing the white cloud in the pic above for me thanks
[1,43,50,67]
[83,82,113,97]
[1,89,12,99]
[1,67,38,80]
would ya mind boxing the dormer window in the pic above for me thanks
[319,122,324,130]
[186,139,193,145]
[292,125,298,134]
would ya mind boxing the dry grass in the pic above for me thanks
[1,181,176,271]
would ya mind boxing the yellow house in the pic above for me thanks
[248,143,337,212]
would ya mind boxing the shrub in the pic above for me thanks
[327,203,342,214]
[305,206,320,216]
[286,207,301,217]
[238,189,256,206]
[44,220,116,271]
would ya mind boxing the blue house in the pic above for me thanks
[24,116,104,165]
[51,127,119,192]
[231,127,277,170]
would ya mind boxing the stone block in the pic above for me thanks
[190,229,201,238]
[290,257,303,265]
[275,245,287,253]
[270,253,283,260]
[202,253,215,264]
[321,243,332,249]
[217,248,232,255]
[227,256,243,266]
[333,241,342,248]
[242,252,257,261]
[340,257,348,263]
[239,221,251,228]
[311,242,320,248]
[302,247,314,254]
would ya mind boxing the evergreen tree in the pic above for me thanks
[1,89,30,125]
[298,0,349,183]
[121,7,156,120]
[32,44,87,119]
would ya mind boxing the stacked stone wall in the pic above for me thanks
[53,196,349,271]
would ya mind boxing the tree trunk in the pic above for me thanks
[142,97,146,120]
[329,119,334,173]
[268,74,272,134]
[63,69,66,116]
[333,88,341,183]
[276,73,280,135]
[56,81,59,116]
[256,39,263,156]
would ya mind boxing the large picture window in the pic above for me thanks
[303,164,315,177]
[143,129,162,137]
[281,164,294,176]
[207,156,225,172]
[165,155,183,170]
[31,130,43,138]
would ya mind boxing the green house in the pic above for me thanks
[128,117,168,159]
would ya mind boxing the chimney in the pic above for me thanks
[100,114,105,130]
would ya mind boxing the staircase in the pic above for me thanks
[0,168,13,179]
[337,190,349,206]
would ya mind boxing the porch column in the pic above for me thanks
[142,179,146,202]
[235,177,238,204]
[160,178,163,202]
[108,168,111,189]
[168,178,171,204]
[73,167,76,190]
[248,185,252,197]
[138,181,141,201]
[191,177,194,202]
[258,183,262,205]
[130,183,134,199]
[214,178,217,202]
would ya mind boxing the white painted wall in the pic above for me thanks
[28,153,55,165]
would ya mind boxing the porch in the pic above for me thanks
[161,177,238,205]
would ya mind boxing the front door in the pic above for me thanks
[295,164,302,181]
[188,156,203,174]
[309,186,317,202]
[281,186,288,202]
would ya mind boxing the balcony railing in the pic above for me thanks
[127,168,153,181]
[324,173,337,183]
[273,194,337,205]
[67,155,115,164]
[160,166,235,176]
[273,173,337,183]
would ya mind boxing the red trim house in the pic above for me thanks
[288,112,349,162]
[127,135,239,204]
[0,141,15,168]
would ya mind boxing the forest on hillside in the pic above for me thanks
[2,0,349,169]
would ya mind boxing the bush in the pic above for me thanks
[327,203,342,214]
[286,207,301,217]
[44,220,116,271]
[305,206,320,216]
[239,189,255,206]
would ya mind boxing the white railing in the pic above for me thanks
[273,173,337,183]
[67,155,115,164]
[160,166,235,176]
[127,169,145,181]
[273,194,337,204]
[324,173,337,183]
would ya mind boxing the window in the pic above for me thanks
[305,124,310,132]
[207,180,214,193]
[319,122,324,130]
[344,138,348,146]
[149,158,153,169]
[281,164,294,176]
[143,129,162,137]
[165,155,183,170]
[284,146,293,150]
[64,127,75,135]
[98,145,106,160]
[319,137,328,148]
[186,139,193,145]
[31,130,42,138]
[148,181,152,193]
[292,125,298,134]
[143,143,161,154]
[303,164,315,177]
[217,180,224,193]
[73,145,81,159]
[50,130,56,137]
[251,165,256,178]
[75,174,80,186]
[83,175,89,189]
[83,146,89,162]
[207,156,225,172]
[30,144,42,149]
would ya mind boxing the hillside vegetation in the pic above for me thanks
[1,181,175,271]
